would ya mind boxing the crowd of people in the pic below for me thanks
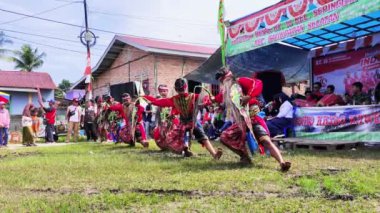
[294,81,380,107]
[1,68,379,172]
[9,68,289,171]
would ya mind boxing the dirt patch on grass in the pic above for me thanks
[328,194,355,201]
[320,167,349,175]
[133,189,295,199]
[0,151,41,160]
[29,188,122,196]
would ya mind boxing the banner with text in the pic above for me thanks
[295,105,380,142]
[313,45,380,95]
[226,0,380,56]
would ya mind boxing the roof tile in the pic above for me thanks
[0,71,56,89]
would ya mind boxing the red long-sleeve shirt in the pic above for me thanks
[214,77,263,106]
[145,93,204,122]
[109,103,144,124]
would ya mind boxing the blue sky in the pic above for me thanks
[0,0,279,85]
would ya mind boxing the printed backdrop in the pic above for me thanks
[313,45,380,94]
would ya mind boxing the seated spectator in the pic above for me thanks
[349,82,371,105]
[294,90,318,107]
[375,83,380,104]
[266,93,293,137]
[343,92,351,104]
[312,82,324,101]
[317,85,345,106]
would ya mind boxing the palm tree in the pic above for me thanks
[10,44,46,72]
[0,32,12,59]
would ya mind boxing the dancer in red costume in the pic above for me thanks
[145,78,223,159]
[145,85,185,153]
[95,96,111,142]
[109,93,149,147]
[214,68,291,171]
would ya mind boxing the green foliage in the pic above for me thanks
[55,79,72,99]
[58,79,72,93]
[10,44,46,72]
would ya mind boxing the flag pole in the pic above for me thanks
[218,0,226,67]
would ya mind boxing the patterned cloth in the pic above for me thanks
[154,120,175,151]
[220,115,268,158]
[119,123,133,144]
[164,122,191,154]
[220,123,249,158]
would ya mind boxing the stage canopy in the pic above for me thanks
[226,0,380,56]
[186,0,380,84]
[185,43,310,84]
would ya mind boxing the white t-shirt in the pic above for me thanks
[67,105,82,122]
[277,101,293,119]
[22,116,33,127]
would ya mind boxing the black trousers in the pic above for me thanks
[45,124,55,142]
[84,122,98,141]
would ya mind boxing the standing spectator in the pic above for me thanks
[350,82,371,105]
[66,98,82,143]
[37,89,57,143]
[22,104,36,146]
[84,100,98,142]
[0,101,10,147]
[266,93,294,137]
[143,103,153,139]
[312,82,324,100]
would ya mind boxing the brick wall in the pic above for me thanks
[93,44,206,97]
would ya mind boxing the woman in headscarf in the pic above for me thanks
[266,93,294,137]
[22,104,37,146]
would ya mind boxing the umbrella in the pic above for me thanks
[65,89,85,100]
[0,96,9,104]
[0,91,10,102]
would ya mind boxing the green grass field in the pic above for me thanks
[0,142,379,212]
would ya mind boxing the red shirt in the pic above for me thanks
[44,107,56,125]
[109,103,144,124]
[214,77,263,106]
[146,93,203,121]
[135,104,144,123]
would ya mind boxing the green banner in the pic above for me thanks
[226,0,380,57]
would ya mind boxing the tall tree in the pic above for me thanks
[58,79,72,93]
[10,44,46,72]
[0,32,12,59]
[55,79,72,99]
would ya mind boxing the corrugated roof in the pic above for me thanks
[116,35,216,55]
[0,71,56,89]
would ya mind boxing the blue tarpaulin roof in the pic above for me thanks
[283,11,380,49]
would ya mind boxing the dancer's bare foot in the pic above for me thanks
[240,156,252,165]
[142,141,149,148]
[183,147,194,157]
[280,162,291,172]
[213,148,223,160]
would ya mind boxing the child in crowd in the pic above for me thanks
[31,108,41,139]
